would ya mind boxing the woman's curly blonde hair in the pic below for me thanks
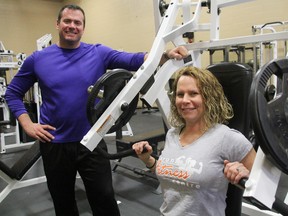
[169,66,234,129]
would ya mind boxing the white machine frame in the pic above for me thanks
[81,1,288,215]
[251,21,288,90]
[0,35,53,153]
[0,36,51,203]
[252,21,288,68]
[34,34,53,122]
[0,41,31,153]
[0,160,46,203]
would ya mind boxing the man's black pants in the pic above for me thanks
[40,140,120,216]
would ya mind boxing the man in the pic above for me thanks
[5,4,188,216]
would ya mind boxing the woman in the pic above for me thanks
[133,66,256,216]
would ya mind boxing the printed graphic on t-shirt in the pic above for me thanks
[157,156,203,189]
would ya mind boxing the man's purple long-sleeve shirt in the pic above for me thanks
[5,43,145,143]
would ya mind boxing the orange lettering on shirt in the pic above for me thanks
[156,160,190,180]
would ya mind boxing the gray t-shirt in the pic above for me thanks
[156,124,252,216]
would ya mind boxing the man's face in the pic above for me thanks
[56,8,85,48]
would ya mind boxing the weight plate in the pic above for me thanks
[250,58,288,174]
[87,69,139,133]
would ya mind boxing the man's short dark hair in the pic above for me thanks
[57,4,86,27]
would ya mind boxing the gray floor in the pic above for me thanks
[0,108,164,216]
[0,108,287,216]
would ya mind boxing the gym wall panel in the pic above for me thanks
[77,0,155,53]
[219,1,286,38]
[0,0,62,55]
[0,0,287,69]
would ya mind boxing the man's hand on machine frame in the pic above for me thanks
[18,113,56,143]
[160,46,189,65]
[165,46,189,60]
[144,46,189,63]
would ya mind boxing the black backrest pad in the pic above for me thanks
[207,62,253,137]
[206,62,253,216]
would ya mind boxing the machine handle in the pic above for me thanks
[261,21,284,28]
[95,146,148,160]
[237,177,248,190]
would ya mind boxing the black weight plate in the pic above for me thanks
[250,58,288,174]
[87,69,139,133]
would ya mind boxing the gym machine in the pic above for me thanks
[35,34,53,122]
[0,41,28,153]
[252,21,288,71]
[81,0,288,215]
[0,43,42,203]
[0,34,54,153]
[0,35,52,202]
[251,21,288,101]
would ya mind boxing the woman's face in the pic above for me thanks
[175,75,205,126]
